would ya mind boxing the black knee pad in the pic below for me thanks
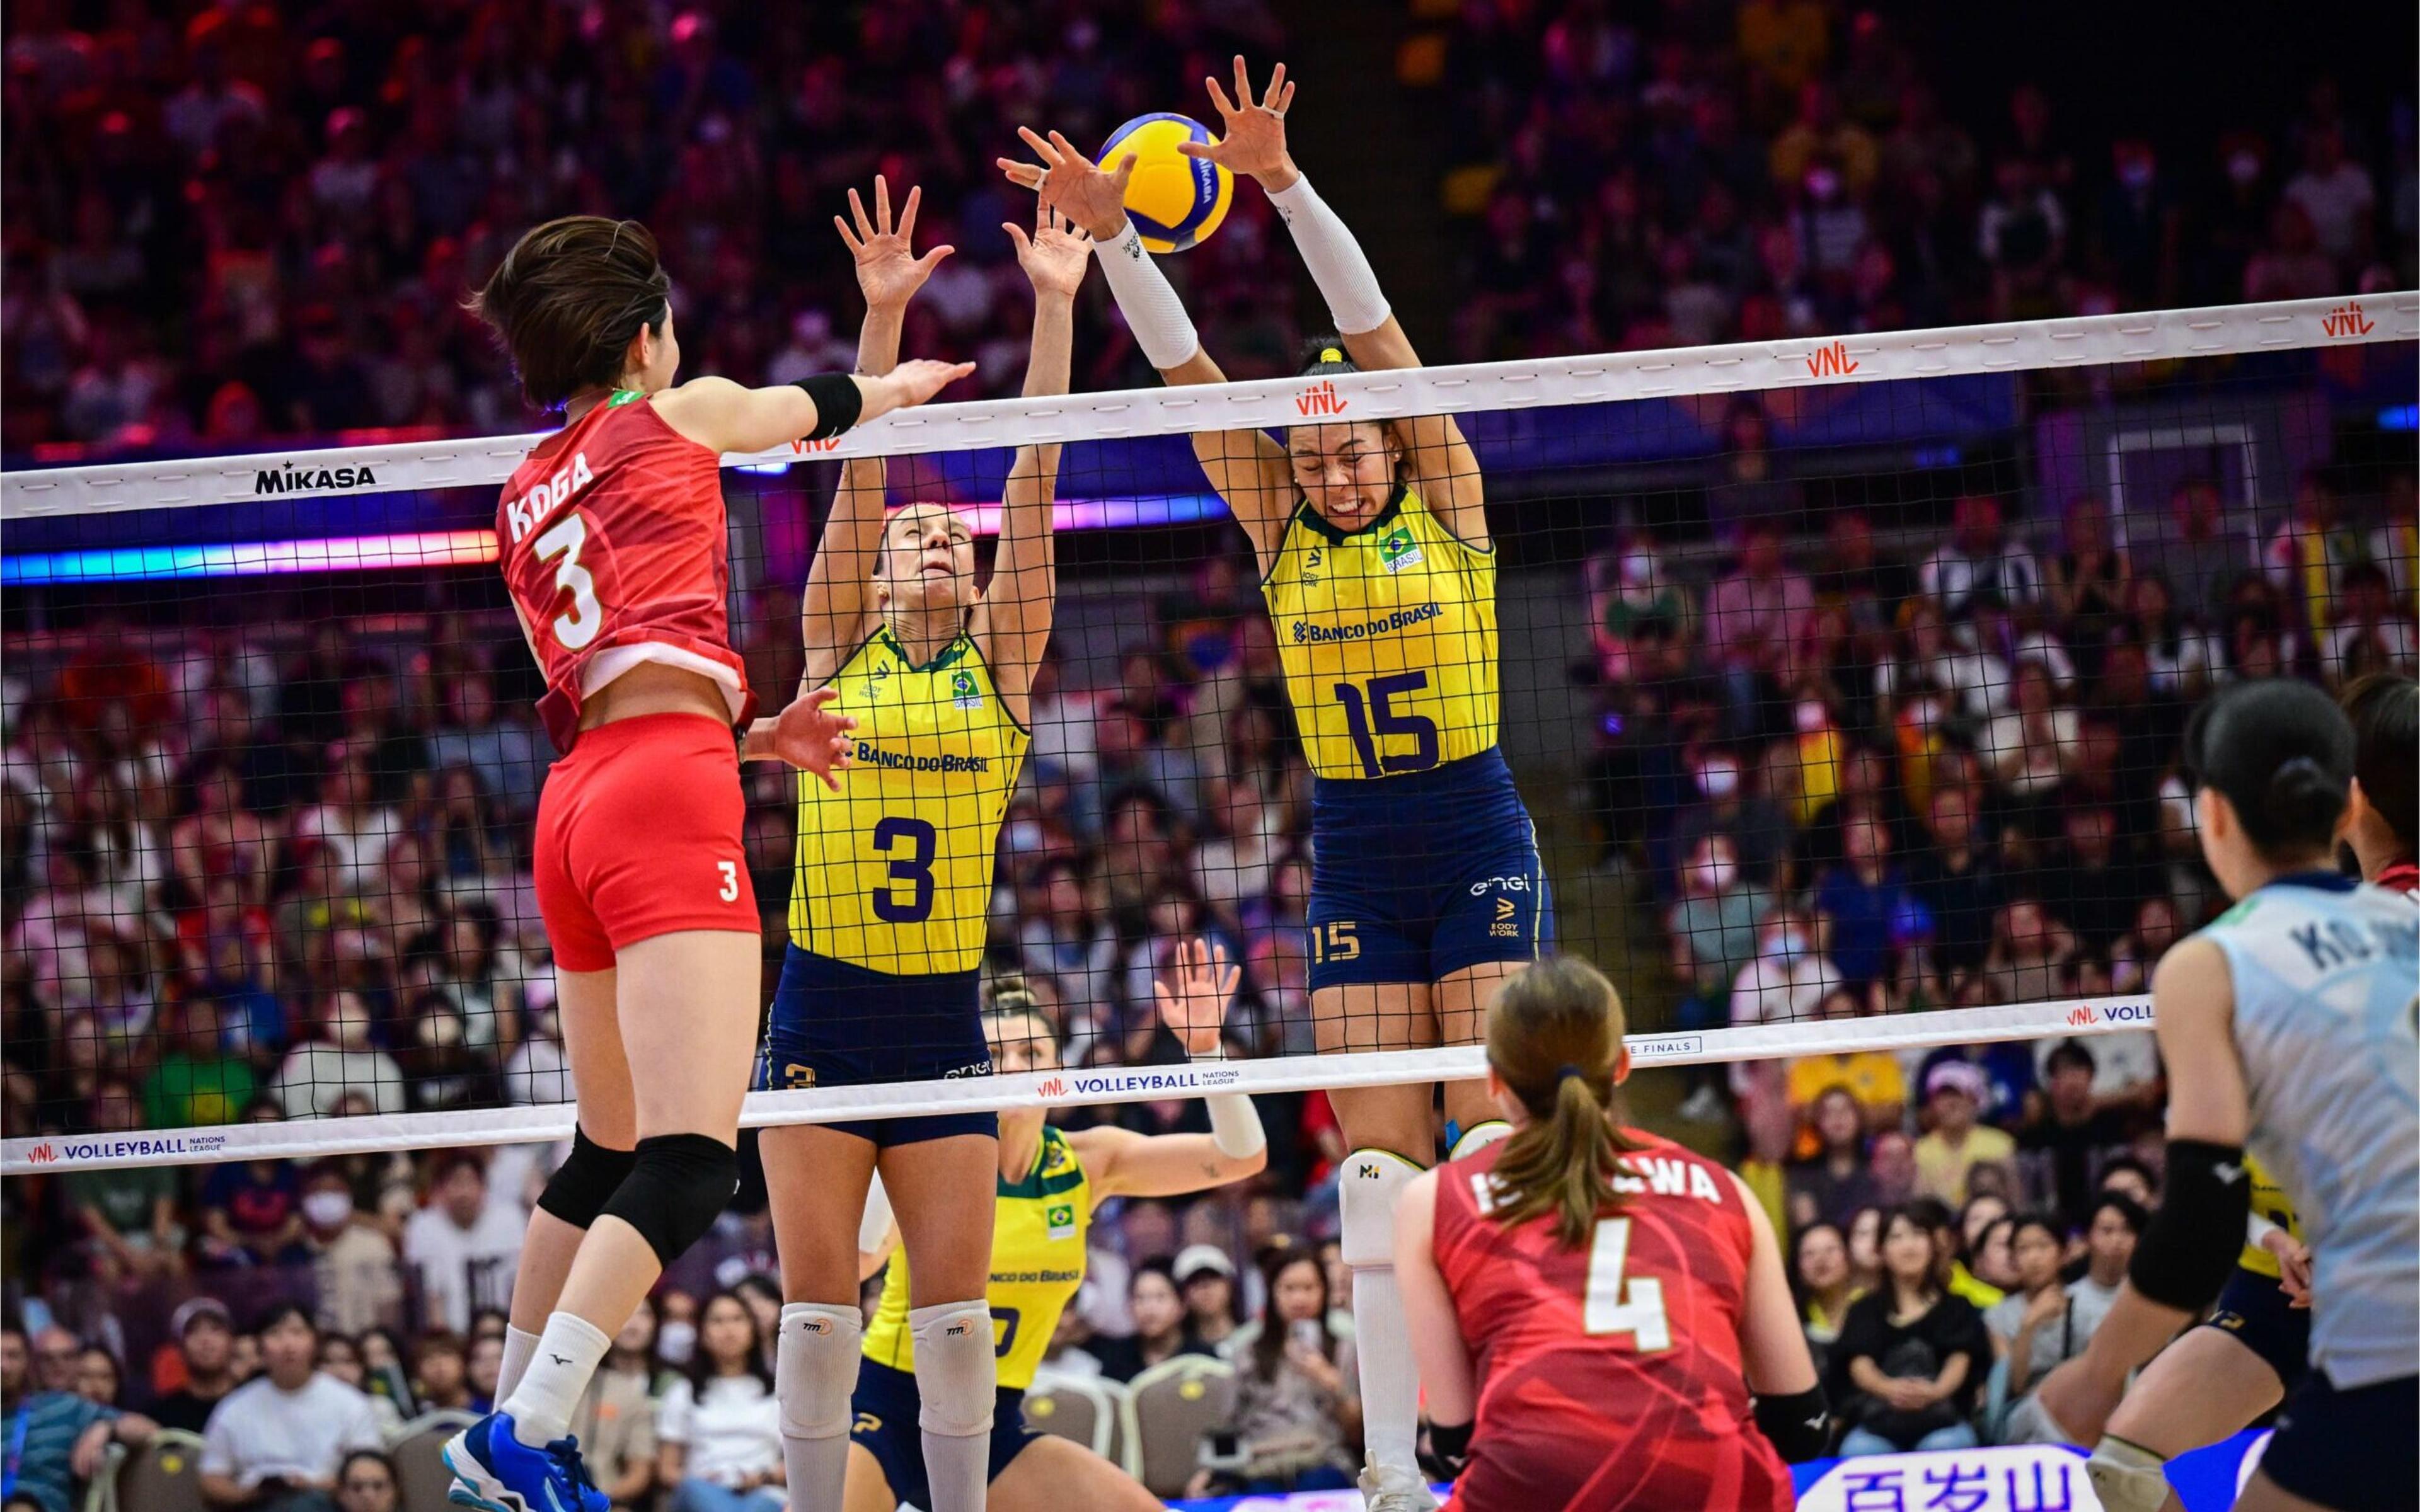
[597,1133,739,1266]
[535,1128,638,1230]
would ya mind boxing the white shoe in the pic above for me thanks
[1358,1457,1441,1512]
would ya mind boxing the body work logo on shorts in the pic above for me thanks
[1046,1202,1078,1240]
[1379,527,1423,574]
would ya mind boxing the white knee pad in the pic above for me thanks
[908,1301,996,1438]
[776,1303,863,1441]
[2086,1436,2172,1512]
[1448,1120,1512,1162]
[1339,1148,1422,1271]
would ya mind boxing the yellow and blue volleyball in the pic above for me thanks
[1102,113,1232,254]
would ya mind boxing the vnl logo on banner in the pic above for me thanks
[1795,1445,2099,1512]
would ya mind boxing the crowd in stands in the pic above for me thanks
[1429,0,2414,359]
[2,0,1293,453]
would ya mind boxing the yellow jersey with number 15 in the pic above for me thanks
[786,627,1029,975]
[1260,484,1499,781]
[862,1124,1093,1392]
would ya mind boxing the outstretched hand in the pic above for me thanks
[1179,56,1295,185]
[1152,936,1241,1058]
[769,684,857,789]
[1006,200,1092,301]
[836,176,953,313]
[997,126,1134,243]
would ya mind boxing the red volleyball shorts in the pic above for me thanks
[533,713,759,972]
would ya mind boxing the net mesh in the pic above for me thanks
[2,295,2412,1172]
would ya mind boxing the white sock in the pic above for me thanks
[497,1324,541,1404]
[777,1304,862,1512]
[1352,1267,1420,1473]
[501,1311,612,1445]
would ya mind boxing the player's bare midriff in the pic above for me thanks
[576,659,733,732]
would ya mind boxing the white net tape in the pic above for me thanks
[2,291,2405,1175]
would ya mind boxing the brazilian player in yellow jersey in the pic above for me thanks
[1005,57,1548,1507]
[755,185,1090,1512]
[843,943,1269,1512]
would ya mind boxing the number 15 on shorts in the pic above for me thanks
[1310,921,1360,965]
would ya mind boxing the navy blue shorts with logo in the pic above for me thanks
[756,945,998,1147]
[1306,746,1553,992]
[2261,1370,2416,1510]
[851,1358,1039,1501]
[2197,1263,2311,1389]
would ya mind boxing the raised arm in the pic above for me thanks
[971,202,1087,724]
[651,364,968,463]
[802,178,953,680]
[1068,939,1267,1197]
[1187,57,1487,542]
[999,128,1295,558]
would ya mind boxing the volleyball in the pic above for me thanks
[1102,113,1233,253]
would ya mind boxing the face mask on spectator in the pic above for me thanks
[1691,858,1738,893]
[1007,819,1048,856]
[1695,760,1740,799]
[656,1320,696,1365]
[1794,701,1829,734]
[1618,551,1655,585]
[303,1191,353,1228]
[1768,928,1810,961]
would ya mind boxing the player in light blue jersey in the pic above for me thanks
[2038,679,2417,1512]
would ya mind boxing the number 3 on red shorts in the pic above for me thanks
[718,861,739,902]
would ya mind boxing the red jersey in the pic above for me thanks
[1432,1133,1791,1512]
[497,392,753,752]
[2377,859,2419,900]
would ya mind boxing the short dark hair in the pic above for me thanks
[338,1450,397,1487]
[2008,1210,2066,1249]
[1903,1195,1956,1235]
[252,1302,314,1337]
[2342,673,2418,854]
[2090,1191,2149,1235]
[2097,1154,2158,1198]
[2046,1040,2097,1078]
[472,216,671,410]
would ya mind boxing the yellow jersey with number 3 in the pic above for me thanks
[2236,1152,2305,1279]
[786,627,1028,974]
[1260,484,1499,781]
[862,1124,1093,1392]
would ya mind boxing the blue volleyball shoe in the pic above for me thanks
[441,1411,607,1512]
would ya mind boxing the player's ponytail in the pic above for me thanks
[1483,956,1649,1249]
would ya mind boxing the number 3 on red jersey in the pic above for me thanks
[1584,1217,1672,1352]
[534,512,603,650]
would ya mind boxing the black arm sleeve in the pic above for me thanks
[794,372,863,440]
[2128,1138,2252,1310]
[1753,1384,1833,1462]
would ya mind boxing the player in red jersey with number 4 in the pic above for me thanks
[444,214,970,1512]
[1394,956,1828,1512]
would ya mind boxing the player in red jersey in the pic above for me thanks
[2341,673,2416,898]
[444,214,971,1512]
[1393,956,1828,1512]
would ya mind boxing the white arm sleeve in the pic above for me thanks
[1265,173,1390,337]
[2245,1210,2280,1251]
[1092,222,1202,372]
[1192,1048,1265,1159]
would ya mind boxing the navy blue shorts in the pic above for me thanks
[2198,1264,2311,1389]
[756,945,999,1147]
[2262,1370,2416,1509]
[851,1358,1039,1501]
[1306,747,1553,992]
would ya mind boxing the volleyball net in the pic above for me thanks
[3,292,2412,1173]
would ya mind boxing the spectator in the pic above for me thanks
[1906,784,2002,977]
[2143,479,2254,623]
[1211,1246,1360,1496]
[1794,1222,1862,1353]
[312,1337,403,1436]
[1784,994,1908,1132]
[400,1152,522,1334]
[1913,1062,2017,1206]
[154,1300,243,1434]
[62,1079,183,1281]
[268,992,407,1120]
[1922,496,2044,619]
[197,1109,307,1269]
[2017,1041,2133,1230]
[2095,1157,2159,1215]
[332,1452,398,1512]
[655,1290,783,1512]
[1786,1085,1883,1233]
[1812,806,1922,991]
[197,1304,383,1512]
[1703,522,1816,733]
[1983,1213,2081,1421]
[72,1347,121,1408]
[297,1162,401,1336]
[2281,127,2375,268]
[1092,1258,1212,1383]
[1845,1206,1886,1294]
[1831,1205,1989,1456]
[1174,1245,1245,1358]
[1667,833,1775,1025]
[1995,1196,2141,1444]
[0,1322,156,1512]
[408,1331,471,1414]
[570,1303,661,1512]
[464,1331,502,1412]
